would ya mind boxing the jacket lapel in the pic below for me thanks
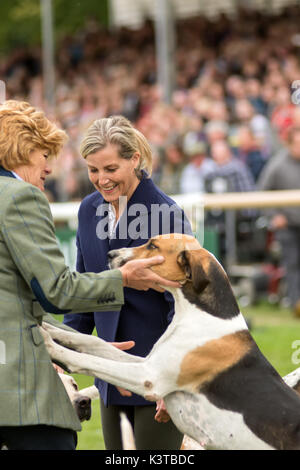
[109,176,154,250]
[0,166,16,178]
[91,192,111,270]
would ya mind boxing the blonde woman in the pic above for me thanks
[64,116,192,450]
[0,102,179,450]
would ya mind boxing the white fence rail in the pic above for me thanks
[51,189,300,272]
[50,189,300,225]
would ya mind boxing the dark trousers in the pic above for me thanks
[0,425,77,450]
[100,399,183,450]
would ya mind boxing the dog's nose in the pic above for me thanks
[108,250,118,260]
[75,396,91,409]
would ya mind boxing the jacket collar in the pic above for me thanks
[92,172,156,249]
[0,165,16,178]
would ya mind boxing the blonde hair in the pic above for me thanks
[0,100,68,170]
[80,115,152,178]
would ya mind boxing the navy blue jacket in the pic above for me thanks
[64,174,192,406]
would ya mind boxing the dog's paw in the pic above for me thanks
[39,325,53,346]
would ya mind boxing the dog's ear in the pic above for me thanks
[177,250,209,293]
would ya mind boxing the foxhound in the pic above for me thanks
[41,234,300,450]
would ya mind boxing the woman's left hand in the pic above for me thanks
[110,340,135,351]
[154,399,170,423]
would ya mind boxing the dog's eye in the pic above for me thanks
[73,383,78,391]
[147,242,157,250]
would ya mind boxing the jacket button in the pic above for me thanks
[97,296,115,304]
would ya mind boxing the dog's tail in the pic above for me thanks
[120,412,136,450]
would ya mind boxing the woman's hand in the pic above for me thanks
[154,399,171,423]
[110,340,135,351]
[120,256,181,292]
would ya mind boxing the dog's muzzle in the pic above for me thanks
[74,395,92,422]
[107,248,133,269]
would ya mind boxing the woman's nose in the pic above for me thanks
[98,175,110,186]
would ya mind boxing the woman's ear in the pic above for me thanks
[132,152,141,170]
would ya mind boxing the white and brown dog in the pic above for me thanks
[41,234,300,450]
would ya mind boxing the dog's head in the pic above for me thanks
[108,234,204,285]
[59,373,92,422]
[108,233,215,292]
[109,233,240,319]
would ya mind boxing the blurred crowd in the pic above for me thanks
[3,5,300,311]
[2,5,300,202]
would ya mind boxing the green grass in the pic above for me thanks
[243,301,300,376]
[58,303,300,450]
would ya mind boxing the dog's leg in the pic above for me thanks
[42,322,144,363]
[79,385,99,400]
[40,327,157,399]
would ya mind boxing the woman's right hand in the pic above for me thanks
[119,256,181,292]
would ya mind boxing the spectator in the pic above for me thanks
[204,139,256,266]
[234,99,276,159]
[235,125,266,181]
[156,139,186,195]
[225,75,247,115]
[257,127,300,317]
[205,120,230,147]
[246,78,268,116]
[271,86,295,142]
[180,133,216,194]
[206,140,255,193]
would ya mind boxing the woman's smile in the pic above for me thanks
[100,183,118,193]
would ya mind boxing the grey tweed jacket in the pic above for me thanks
[0,168,124,431]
